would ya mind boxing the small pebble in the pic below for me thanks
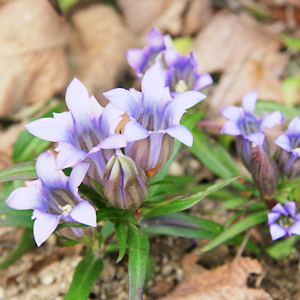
[42,275,54,285]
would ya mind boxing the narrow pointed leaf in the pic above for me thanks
[0,203,33,228]
[202,211,268,252]
[0,228,36,269]
[0,161,37,182]
[115,220,127,263]
[265,236,298,260]
[65,252,104,300]
[128,224,150,300]
[142,177,237,218]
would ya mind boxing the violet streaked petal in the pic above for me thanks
[286,116,300,137]
[274,134,292,152]
[272,203,288,215]
[55,142,86,170]
[194,73,213,91]
[126,48,148,71]
[146,28,165,50]
[5,187,44,211]
[101,102,124,135]
[220,106,243,123]
[288,221,300,236]
[259,111,284,129]
[124,120,149,143]
[164,49,181,68]
[89,95,104,121]
[221,121,242,136]
[165,125,193,147]
[69,162,90,193]
[98,134,127,150]
[25,118,72,143]
[33,212,59,246]
[70,201,96,227]
[267,212,281,225]
[245,132,265,146]
[269,223,287,240]
[241,90,258,114]
[284,201,297,218]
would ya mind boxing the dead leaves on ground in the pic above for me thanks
[160,253,272,300]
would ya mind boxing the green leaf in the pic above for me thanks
[144,255,154,288]
[100,220,115,241]
[0,161,37,183]
[55,222,89,231]
[142,177,237,218]
[173,37,194,54]
[0,228,36,269]
[65,252,104,300]
[128,224,150,300]
[202,211,268,252]
[96,207,138,225]
[0,203,33,228]
[281,76,300,106]
[220,197,249,209]
[115,220,127,263]
[281,34,300,52]
[255,101,300,123]
[265,236,298,260]
[58,0,79,11]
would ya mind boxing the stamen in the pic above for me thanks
[59,204,73,214]
[175,80,188,93]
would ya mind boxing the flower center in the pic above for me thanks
[175,80,188,93]
[59,204,73,214]
[278,216,295,229]
[293,147,300,155]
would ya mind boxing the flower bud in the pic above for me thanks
[278,149,300,180]
[249,144,279,199]
[103,151,148,210]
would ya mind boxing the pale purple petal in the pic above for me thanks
[55,142,86,170]
[98,134,127,150]
[246,132,265,146]
[221,121,242,136]
[148,132,164,169]
[33,213,59,246]
[146,28,165,50]
[267,212,281,225]
[70,201,97,227]
[25,118,72,143]
[272,203,288,215]
[5,187,44,211]
[101,102,125,135]
[69,162,90,193]
[270,223,287,240]
[241,90,258,114]
[164,49,181,68]
[165,125,193,147]
[124,120,149,143]
[194,73,213,90]
[274,134,292,152]
[259,111,284,129]
[286,116,300,137]
[220,106,243,123]
[288,221,300,236]
[89,95,104,121]
[284,201,297,218]
[126,48,148,72]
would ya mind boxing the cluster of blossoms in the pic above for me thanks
[220,91,300,240]
[6,46,207,246]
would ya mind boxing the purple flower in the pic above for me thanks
[103,62,206,176]
[25,78,127,171]
[126,28,171,79]
[5,151,96,246]
[268,201,300,240]
[275,116,300,179]
[163,49,213,96]
[220,90,284,168]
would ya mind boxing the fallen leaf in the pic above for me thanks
[159,253,272,300]
[68,4,135,105]
[192,11,288,117]
[0,0,68,117]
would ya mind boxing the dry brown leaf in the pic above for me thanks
[159,253,272,300]
[193,11,288,117]
[68,4,135,106]
[0,0,68,117]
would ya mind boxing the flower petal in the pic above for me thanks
[241,90,258,114]
[164,49,181,68]
[245,132,265,146]
[146,28,165,50]
[69,162,90,193]
[98,134,127,150]
[274,134,292,152]
[267,212,281,225]
[124,120,149,143]
[33,212,59,246]
[220,106,243,123]
[194,73,213,91]
[284,201,297,218]
[165,125,193,146]
[70,201,96,227]
[286,116,300,137]
[269,223,287,240]
[126,48,148,72]
[259,111,284,129]
[221,121,242,136]
[288,221,300,236]
[272,203,288,215]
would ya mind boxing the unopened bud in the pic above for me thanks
[249,144,279,199]
[103,151,148,210]
[278,149,300,180]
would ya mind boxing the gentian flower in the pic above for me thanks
[163,49,213,96]
[126,27,172,79]
[268,201,300,240]
[25,78,127,171]
[5,151,96,246]
[275,116,300,179]
[103,150,148,210]
[220,90,284,168]
[103,62,206,177]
